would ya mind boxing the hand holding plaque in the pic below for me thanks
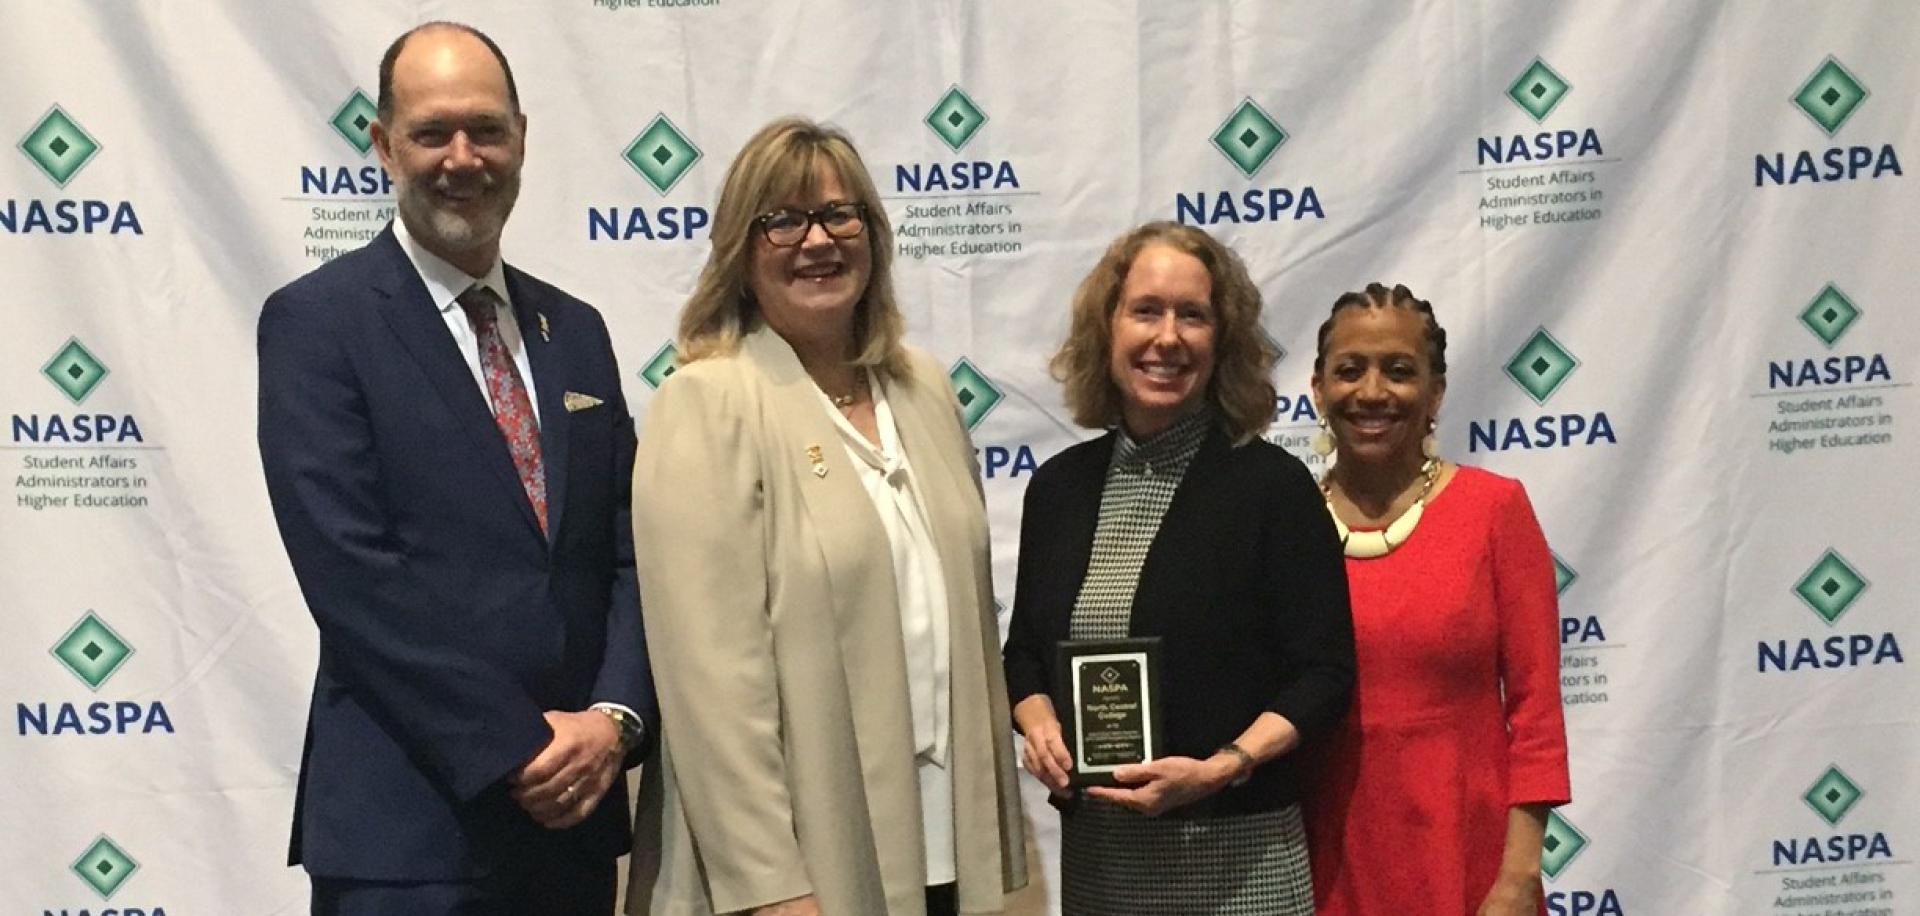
[1053,637,1164,788]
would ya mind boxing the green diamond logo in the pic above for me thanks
[623,115,702,195]
[51,612,135,690]
[925,86,989,152]
[1540,811,1590,880]
[948,358,1004,430]
[41,337,111,405]
[18,105,102,188]
[1793,549,1868,625]
[1210,99,1288,179]
[1503,328,1580,405]
[1552,552,1578,596]
[1792,57,1869,137]
[1802,765,1864,827]
[329,89,379,157]
[1507,58,1572,123]
[1798,284,1860,348]
[637,341,679,390]
[71,835,140,900]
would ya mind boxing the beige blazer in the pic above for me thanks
[628,326,1027,915]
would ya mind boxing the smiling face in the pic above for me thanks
[1107,244,1217,438]
[372,28,525,276]
[747,163,873,351]
[1312,306,1446,467]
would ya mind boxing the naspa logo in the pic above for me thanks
[13,338,144,445]
[1479,58,1604,168]
[1757,548,1902,673]
[1768,283,1891,391]
[589,113,708,241]
[1771,764,1893,870]
[1541,811,1625,916]
[895,86,1019,196]
[1467,328,1616,452]
[16,611,174,737]
[298,88,393,197]
[51,833,168,915]
[4,104,143,235]
[1554,551,1606,648]
[636,341,679,391]
[950,358,1034,479]
[1176,98,1324,226]
[1755,56,1902,187]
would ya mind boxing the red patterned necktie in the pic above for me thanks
[458,285,548,534]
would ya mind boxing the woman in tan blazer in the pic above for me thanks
[629,118,1027,916]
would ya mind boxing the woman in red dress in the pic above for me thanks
[1303,283,1571,916]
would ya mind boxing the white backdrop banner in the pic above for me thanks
[2,1,1914,914]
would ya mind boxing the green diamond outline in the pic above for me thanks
[1552,552,1578,596]
[948,358,1005,431]
[1209,98,1289,180]
[637,341,679,390]
[924,85,989,153]
[1503,328,1580,405]
[50,611,135,691]
[1797,283,1860,349]
[1802,765,1864,827]
[70,835,140,900]
[1540,810,1590,881]
[329,89,380,157]
[1507,58,1572,124]
[41,337,111,405]
[1792,549,1868,626]
[1792,56,1869,138]
[623,114,703,195]
[18,104,102,188]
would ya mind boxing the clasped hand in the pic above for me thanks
[510,709,622,829]
[1086,756,1236,816]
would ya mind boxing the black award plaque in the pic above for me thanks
[1054,637,1163,788]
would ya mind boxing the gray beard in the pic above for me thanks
[394,174,519,258]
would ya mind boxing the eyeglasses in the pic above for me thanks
[754,202,867,247]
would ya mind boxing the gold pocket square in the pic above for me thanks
[563,391,604,412]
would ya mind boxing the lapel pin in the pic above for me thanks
[538,313,550,342]
[806,445,828,478]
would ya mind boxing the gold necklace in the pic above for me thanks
[826,371,868,408]
[1321,459,1440,559]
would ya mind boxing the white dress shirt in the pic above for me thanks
[392,217,540,424]
[821,373,957,885]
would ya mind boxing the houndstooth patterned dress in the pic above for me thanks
[1060,409,1315,916]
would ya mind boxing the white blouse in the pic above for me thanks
[820,372,957,885]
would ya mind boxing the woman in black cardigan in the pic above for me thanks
[1004,222,1354,915]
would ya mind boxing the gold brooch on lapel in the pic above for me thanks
[806,445,828,478]
[538,313,551,342]
[563,391,604,412]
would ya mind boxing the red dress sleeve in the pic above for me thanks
[1490,479,1573,807]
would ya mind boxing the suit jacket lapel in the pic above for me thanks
[367,230,544,539]
[742,326,897,626]
[508,268,568,544]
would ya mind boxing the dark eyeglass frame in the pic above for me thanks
[754,201,868,247]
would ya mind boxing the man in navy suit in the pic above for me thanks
[258,22,655,915]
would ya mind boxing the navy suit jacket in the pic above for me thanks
[257,227,657,880]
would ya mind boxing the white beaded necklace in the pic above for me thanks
[1322,459,1440,559]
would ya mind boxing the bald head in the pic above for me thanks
[376,22,519,123]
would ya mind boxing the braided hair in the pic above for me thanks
[1312,282,1447,376]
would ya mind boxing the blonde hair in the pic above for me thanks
[1050,221,1278,442]
[676,117,905,375]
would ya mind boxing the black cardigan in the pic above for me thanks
[1004,424,1355,817]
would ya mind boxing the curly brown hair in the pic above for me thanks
[1050,222,1278,442]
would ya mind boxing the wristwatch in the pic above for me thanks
[594,705,644,756]
[1216,742,1256,788]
